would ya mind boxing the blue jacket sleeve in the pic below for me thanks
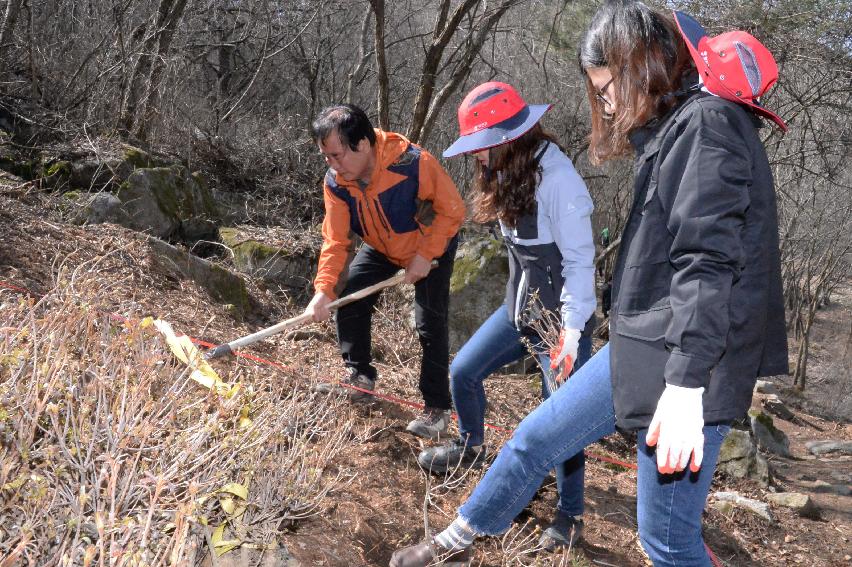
[541,159,597,331]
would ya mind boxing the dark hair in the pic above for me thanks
[578,1,694,164]
[470,123,560,228]
[311,104,376,150]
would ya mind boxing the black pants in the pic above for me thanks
[335,237,457,410]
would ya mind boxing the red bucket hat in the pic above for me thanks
[673,11,787,132]
[443,82,552,158]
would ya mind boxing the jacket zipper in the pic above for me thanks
[356,201,369,236]
[546,265,554,289]
[357,188,393,260]
[514,269,527,329]
[373,198,392,238]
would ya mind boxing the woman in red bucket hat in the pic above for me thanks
[417,80,597,549]
[391,2,787,566]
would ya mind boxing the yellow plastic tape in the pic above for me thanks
[153,319,230,394]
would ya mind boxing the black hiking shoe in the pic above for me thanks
[417,439,487,475]
[539,511,583,550]
[390,538,472,566]
[313,370,375,402]
[406,407,451,440]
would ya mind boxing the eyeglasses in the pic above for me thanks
[596,77,615,109]
[320,144,349,164]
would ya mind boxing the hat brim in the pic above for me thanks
[736,99,788,131]
[673,11,707,65]
[443,104,552,158]
[674,11,787,132]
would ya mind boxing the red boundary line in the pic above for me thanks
[0,277,724,566]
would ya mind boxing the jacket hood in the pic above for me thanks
[537,140,566,170]
[374,129,412,169]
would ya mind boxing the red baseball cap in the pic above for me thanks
[674,11,787,132]
[443,82,552,158]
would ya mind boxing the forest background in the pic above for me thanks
[0,0,850,565]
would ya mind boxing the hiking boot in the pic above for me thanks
[313,370,375,402]
[406,407,451,440]
[539,511,583,550]
[390,539,471,567]
[417,439,487,475]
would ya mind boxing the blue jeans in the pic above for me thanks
[636,424,730,566]
[450,305,593,516]
[457,343,731,566]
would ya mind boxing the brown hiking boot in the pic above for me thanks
[390,539,471,567]
[312,370,375,402]
[417,439,487,475]
[406,407,451,439]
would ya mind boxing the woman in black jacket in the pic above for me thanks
[390,2,788,566]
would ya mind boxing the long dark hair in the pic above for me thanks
[470,123,560,228]
[578,1,694,164]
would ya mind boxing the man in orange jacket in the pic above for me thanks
[305,104,465,439]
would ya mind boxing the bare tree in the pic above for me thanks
[0,0,23,63]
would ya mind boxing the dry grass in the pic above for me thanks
[0,262,358,566]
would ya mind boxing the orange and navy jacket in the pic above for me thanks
[314,130,465,298]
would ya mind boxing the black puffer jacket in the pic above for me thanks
[610,91,789,431]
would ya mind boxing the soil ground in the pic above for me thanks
[1,180,850,566]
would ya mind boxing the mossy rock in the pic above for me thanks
[40,160,73,190]
[219,227,317,291]
[117,166,221,240]
[44,160,72,178]
[123,146,155,169]
[717,428,771,485]
[121,145,173,171]
[448,235,509,353]
[450,235,505,294]
[64,191,130,226]
[0,155,38,180]
[748,409,790,457]
[57,190,82,216]
[147,237,253,317]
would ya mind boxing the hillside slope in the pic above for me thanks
[1,180,850,566]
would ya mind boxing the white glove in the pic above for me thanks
[646,384,705,474]
[549,328,582,383]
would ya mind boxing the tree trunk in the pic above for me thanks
[119,21,155,134]
[407,0,481,143]
[0,0,23,62]
[419,0,517,143]
[135,0,189,141]
[120,0,186,137]
[369,0,389,130]
[346,10,372,104]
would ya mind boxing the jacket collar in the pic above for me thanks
[629,73,703,160]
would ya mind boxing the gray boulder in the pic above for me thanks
[448,235,508,352]
[712,491,773,523]
[117,166,220,240]
[765,492,820,519]
[219,227,317,293]
[70,145,168,191]
[717,428,771,485]
[749,409,790,458]
[800,480,851,496]
[147,237,252,316]
[754,380,779,395]
[67,192,131,225]
[805,440,852,457]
